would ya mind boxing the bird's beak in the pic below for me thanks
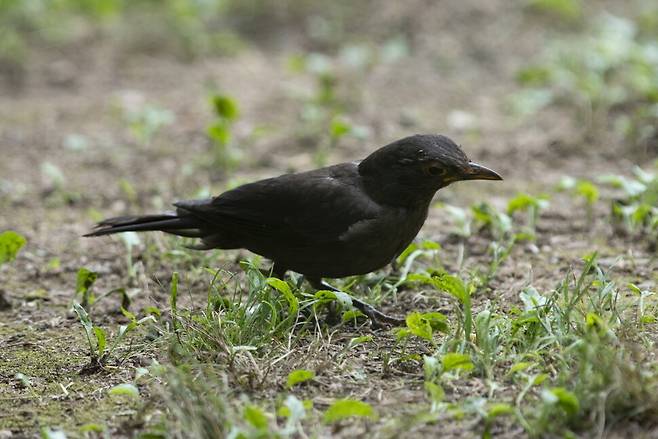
[460,162,503,181]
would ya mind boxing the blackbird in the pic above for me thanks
[86,134,502,325]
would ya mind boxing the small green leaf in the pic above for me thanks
[348,335,373,348]
[509,362,536,374]
[507,193,549,214]
[330,116,352,139]
[405,312,432,340]
[211,95,239,120]
[531,373,549,386]
[342,309,366,322]
[519,287,547,311]
[430,273,468,304]
[15,372,31,387]
[121,307,137,323]
[72,303,93,334]
[243,405,268,429]
[323,399,376,423]
[79,423,105,433]
[144,306,161,316]
[424,381,445,403]
[405,312,449,340]
[641,315,657,324]
[109,383,139,398]
[441,353,474,372]
[313,290,352,307]
[170,271,179,317]
[207,122,231,145]
[487,403,514,420]
[541,387,579,416]
[286,369,315,388]
[0,231,26,265]
[575,180,599,205]
[266,277,299,314]
[585,312,607,335]
[75,268,98,307]
[628,283,643,295]
[93,327,106,357]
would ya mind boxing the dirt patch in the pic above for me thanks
[1,0,657,437]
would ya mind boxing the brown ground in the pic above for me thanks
[1,1,656,437]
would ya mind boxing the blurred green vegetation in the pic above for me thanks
[0,0,381,68]
[513,11,658,155]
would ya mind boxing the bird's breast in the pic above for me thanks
[338,205,428,262]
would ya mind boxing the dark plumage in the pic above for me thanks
[86,134,502,325]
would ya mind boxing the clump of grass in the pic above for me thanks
[508,254,658,435]
[397,252,658,437]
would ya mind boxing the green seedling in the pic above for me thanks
[323,399,377,424]
[286,369,315,388]
[73,302,154,370]
[395,311,449,346]
[557,176,600,224]
[507,193,550,240]
[207,93,241,172]
[408,271,475,351]
[471,202,512,241]
[0,230,26,266]
[74,267,131,311]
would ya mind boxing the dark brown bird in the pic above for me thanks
[86,134,502,325]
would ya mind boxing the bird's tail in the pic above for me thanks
[84,213,204,238]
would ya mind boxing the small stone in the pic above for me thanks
[0,290,12,310]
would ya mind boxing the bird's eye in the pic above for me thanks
[427,166,446,176]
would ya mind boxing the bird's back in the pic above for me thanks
[174,162,427,278]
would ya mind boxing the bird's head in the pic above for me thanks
[359,134,502,205]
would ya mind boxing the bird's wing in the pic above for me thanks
[174,163,380,247]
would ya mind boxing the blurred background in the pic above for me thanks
[1,2,657,435]
[0,0,657,230]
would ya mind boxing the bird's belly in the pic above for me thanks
[280,206,428,278]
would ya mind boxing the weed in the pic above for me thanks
[0,230,26,266]
[207,93,241,173]
[507,193,550,241]
[72,302,155,371]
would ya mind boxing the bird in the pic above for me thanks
[86,134,502,326]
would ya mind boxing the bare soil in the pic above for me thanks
[1,1,656,437]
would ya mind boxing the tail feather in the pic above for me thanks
[84,213,202,237]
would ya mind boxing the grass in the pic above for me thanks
[2,1,658,437]
[51,180,654,438]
